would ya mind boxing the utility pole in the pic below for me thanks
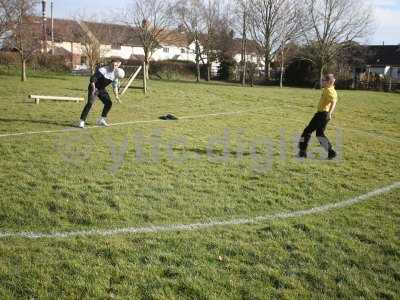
[51,0,54,55]
[240,0,247,87]
[42,0,47,53]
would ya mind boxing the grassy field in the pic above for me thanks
[0,72,399,299]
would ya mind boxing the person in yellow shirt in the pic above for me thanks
[298,74,337,159]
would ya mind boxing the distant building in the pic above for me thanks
[15,17,204,70]
[365,45,400,80]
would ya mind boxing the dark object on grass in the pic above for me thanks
[159,114,178,120]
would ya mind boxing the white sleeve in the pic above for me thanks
[112,79,119,90]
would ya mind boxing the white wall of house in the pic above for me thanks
[54,39,206,69]
[233,53,264,68]
[54,41,82,55]
[368,66,400,80]
[152,41,199,62]
[102,45,140,59]
[391,67,400,80]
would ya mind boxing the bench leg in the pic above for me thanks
[35,98,40,104]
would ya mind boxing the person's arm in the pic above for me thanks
[328,89,338,119]
[328,100,337,119]
[112,79,121,103]
[89,70,102,95]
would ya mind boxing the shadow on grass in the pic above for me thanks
[152,78,243,89]
[0,117,73,127]
[29,74,69,81]
[173,147,262,157]
[66,88,86,92]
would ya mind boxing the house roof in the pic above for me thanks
[82,21,142,46]
[231,38,259,55]
[32,17,191,48]
[158,30,190,48]
[366,45,400,66]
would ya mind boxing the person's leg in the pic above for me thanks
[298,113,320,155]
[97,89,113,118]
[315,112,336,158]
[80,86,97,121]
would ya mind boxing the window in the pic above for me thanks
[181,48,186,54]
[163,47,169,53]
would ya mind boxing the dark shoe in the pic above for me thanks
[159,114,178,120]
[166,114,178,120]
[328,150,337,160]
[298,150,307,158]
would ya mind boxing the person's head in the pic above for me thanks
[322,74,335,87]
[110,59,122,70]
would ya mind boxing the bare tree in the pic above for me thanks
[0,0,12,37]
[276,0,302,88]
[300,0,373,86]
[1,0,41,81]
[201,0,222,81]
[234,0,250,86]
[174,0,205,82]
[73,19,112,73]
[126,0,173,80]
[248,0,287,82]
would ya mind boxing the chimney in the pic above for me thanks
[142,19,149,29]
[42,0,48,53]
[177,24,185,33]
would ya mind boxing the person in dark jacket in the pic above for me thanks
[78,59,125,128]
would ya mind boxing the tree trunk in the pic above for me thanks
[145,61,150,80]
[320,66,324,88]
[264,56,270,82]
[143,61,147,94]
[241,10,247,87]
[280,47,284,88]
[195,40,200,82]
[21,56,27,82]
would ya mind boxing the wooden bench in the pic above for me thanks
[29,95,84,104]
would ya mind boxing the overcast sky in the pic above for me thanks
[48,0,399,45]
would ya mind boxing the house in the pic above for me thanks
[230,38,264,68]
[365,45,400,80]
[20,17,203,70]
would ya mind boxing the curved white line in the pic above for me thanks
[0,181,398,240]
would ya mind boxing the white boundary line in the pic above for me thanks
[0,108,398,144]
[0,181,398,240]
[0,109,265,139]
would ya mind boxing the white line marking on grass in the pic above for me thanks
[339,127,400,144]
[0,109,265,139]
[0,108,398,144]
[0,181,398,240]
[291,118,400,144]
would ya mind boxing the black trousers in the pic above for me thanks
[299,111,333,153]
[80,86,112,121]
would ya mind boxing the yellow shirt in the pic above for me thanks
[318,86,338,112]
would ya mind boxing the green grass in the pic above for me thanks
[0,72,399,299]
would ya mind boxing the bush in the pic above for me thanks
[149,60,196,80]
[30,54,70,72]
[0,51,18,66]
[218,56,236,81]
[0,51,18,74]
[285,59,318,87]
